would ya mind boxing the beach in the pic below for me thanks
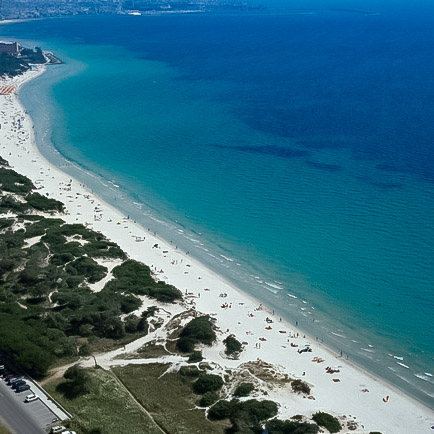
[1,66,433,433]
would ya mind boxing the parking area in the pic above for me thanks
[22,393,59,429]
[0,366,67,433]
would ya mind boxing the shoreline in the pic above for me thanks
[10,28,433,405]
[1,67,433,432]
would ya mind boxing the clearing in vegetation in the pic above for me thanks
[113,363,227,434]
[45,367,162,434]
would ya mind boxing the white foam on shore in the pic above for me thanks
[415,373,434,384]
[220,254,235,262]
[396,362,410,369]
[331,331,346,338]
[264,281,284,290]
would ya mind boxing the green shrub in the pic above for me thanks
[0,168,34,193]
[0,258,16,274]
[57,365,91,399]
[120,294,141,314]
[177,336,196,353]
[239,399,278,425]
[312,412,341,434]
[177,316,216,352]
[223,334,243,356]
[0,195,28,213]
[148,282,182,302]
[0,218,14,229]
[234,382,255,397]
[79,344,91,356]
[208,399,236,420]
[193,373,223,394]
[66,257,107,284]
[107,260,181,301]
[25,193,64,213]
[265,419,319,434]
[124,314,140,333]
[188,351,203,363]
[291,379,311,395]
[208,398,278,427]
[199,391,219,407]
[178,366,201,378]
[51,252,75,265]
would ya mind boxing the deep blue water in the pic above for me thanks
[2,6,434,407]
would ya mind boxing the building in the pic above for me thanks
[0,42,19,55]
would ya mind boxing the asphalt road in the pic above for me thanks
[0,380,46,434]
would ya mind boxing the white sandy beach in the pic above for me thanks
[1,67,433,433]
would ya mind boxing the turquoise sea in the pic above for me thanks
[2,5,434,408]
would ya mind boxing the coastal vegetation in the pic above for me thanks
[0,425,11,434]
[0,160,181,377]
[311,412,341,433]
[208,398,278,431]
[114,364,225,433]
[223,334,243,358]
[199,391,219,407]
[56,365,91,399]
[263,419,319,434]
[233,382,255,397]
[45,367,162,434]
[291,379,311,395]
[176,315,216,352]
[106,259,182,302]
[192,373,224,394]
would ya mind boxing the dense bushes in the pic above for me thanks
[66,257,107,283]
[0,305,71,377]
[208,399,234,420]
[25,193,64,213]
[291,379,311,395]
[0,167,34,193]
[177,316,216,352]
[312,412,341,433]
[0,195,28,213]
[208,398,278,430]
[223,334,243,357]
[234,382,254,397]
[188,351,203,363]
[178,365,201,378]
[193,373,224,394]
[199,391,219,407]
[56,365,91,399]
[0,165,188,379]
[264,419,319,434]
[108,260,181,302]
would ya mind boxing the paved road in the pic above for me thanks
[0,380,46,434]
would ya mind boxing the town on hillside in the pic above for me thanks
[0,0,260,20]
